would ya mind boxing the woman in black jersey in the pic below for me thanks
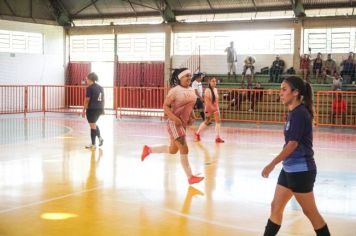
[82,72,104,149]
[261,76,330,236]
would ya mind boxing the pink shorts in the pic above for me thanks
[167,119,186,140]
[205,105,219,116]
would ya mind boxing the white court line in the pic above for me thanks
[129,134,356,152]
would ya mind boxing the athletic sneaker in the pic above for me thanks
[194,133,201,142]
[141,145,151,162]
[85,144,96,150]
[215,137,225,143]
[98,137,104,147]
[188,175,204,185]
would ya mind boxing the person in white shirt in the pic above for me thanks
[192,73,205,121]
[225,41,238,81]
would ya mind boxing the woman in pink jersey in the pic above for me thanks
[195,77,224,143]
[141,68,204,185]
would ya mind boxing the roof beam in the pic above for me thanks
[251,0,257,12]
[73,11,160,20]
[71,3,356,20]
[121,0,158,11]
[206,0,214,11]
[290,0,305,17]
[48,0,72,26]
[91,0,103,17]
[127,0,138,16]
[4,0,16,16]
[72,0,100,16]
[30,0,33,19]
[156,0,176,22]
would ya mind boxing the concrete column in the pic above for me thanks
[293,20,303,70]
[164,25,173,86]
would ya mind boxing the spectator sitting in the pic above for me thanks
[286,67,296,75]
[326,72,343,91]
[331,93,347,125]
[269,55,285,83]
[242,56,255,83]
[322,53,337,83]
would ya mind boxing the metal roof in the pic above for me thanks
[0,0,355,26]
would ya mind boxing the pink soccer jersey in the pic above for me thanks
[204,87,219,114]
[166,85,197,127]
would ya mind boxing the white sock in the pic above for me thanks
[150,145,169,153]
[180,154,192,178]
[196,122,207,134]
[215,123,221,138]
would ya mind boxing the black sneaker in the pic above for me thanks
[98,137,104,147]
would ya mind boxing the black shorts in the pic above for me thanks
[86,109,103,123]
[194,98,204,110]
[277,169,316,193]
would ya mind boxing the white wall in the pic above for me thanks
[0,20,64,85]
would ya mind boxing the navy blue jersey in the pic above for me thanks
[86,83,104,110]
[283,104,316,172]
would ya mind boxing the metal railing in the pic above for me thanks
[1,85,355,127]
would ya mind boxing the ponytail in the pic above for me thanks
[208,77,216,104]
[303,82,314,119]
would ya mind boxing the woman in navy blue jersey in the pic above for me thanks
[261,76,330,236]
[82,72,104,149]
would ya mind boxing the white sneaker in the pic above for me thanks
[85,144,96,150]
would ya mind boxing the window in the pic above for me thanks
[133,38,147,52]
[304,28,356,53]
[70,35,114,61]
[150,37,164,56]
[174,30,294,55]
[175,35,192,53]
[117,38,131,52]
[117,33,165,61]
[0,31,10,49]
[86,38,100,52]
[0,30,43,54]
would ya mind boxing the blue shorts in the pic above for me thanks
[86,109,103,123]
[277,169,316,193]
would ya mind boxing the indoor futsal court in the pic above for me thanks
[1,0,356,235]
[0,113,355,236]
